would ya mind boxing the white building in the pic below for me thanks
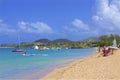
[32,45,39,50]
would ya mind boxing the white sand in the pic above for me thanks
[39,49,120,80]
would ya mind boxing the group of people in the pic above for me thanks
[98,46,113,57]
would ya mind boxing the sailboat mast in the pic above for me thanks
[18,33,20,48]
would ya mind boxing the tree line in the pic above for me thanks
[0,34,120,48]
[90,34,120,47]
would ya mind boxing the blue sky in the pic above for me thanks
[0,0,120,44]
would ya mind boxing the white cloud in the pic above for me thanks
[93,0,120,31]
[0,20,16,34]
[72,19,89,31]
[64,26,79,33]
[18,21,53,34]
[0,20,54,35]
[64,19,98,36]
[64,19,90,34]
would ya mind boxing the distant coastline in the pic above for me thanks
[1,34,120,49]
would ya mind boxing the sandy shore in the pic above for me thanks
[39,49,120,80]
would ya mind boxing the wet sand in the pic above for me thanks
[39,49,120,80]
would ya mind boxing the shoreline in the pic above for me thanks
[38,49,96,79]
[39,49,120,80]
[22,48,96,80]
[38,50,97,80]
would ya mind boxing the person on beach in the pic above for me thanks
[98,46,113,57]
[105,47,112,55]
[97,44,117,57]
[102,46,106,56]
[97,46,101,53]
[110,48,114,55]
[118,44,120,48]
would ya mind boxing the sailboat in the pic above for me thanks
[12,33,25,53]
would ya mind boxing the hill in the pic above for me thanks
[35,38,51,43]
[83,37,99,42]
[35,38,73,43]
[52,39,73,43]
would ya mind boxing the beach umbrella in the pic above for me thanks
[113,38,117,47]
[108,38,119,50]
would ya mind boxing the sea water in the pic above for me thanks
[0,48,96,80]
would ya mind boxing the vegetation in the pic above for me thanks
[0,34,120,48]
[97,34,120,47]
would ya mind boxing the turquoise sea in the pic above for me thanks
[0,48,96,80]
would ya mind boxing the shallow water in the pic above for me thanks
[0,48,96,80]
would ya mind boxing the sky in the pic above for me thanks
[0,0,120,44]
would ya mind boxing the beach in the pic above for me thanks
[40,49,120,80]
